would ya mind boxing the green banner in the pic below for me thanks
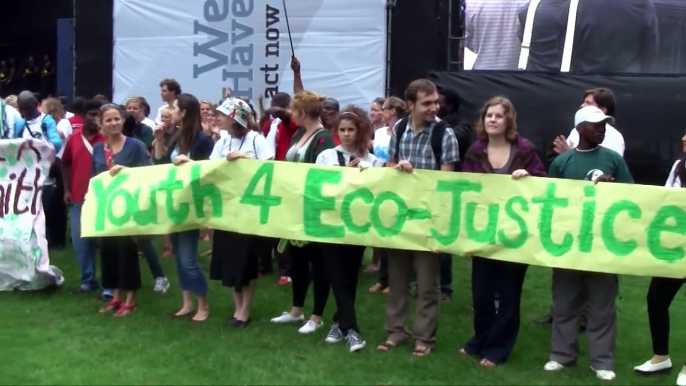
[82,159,686,278]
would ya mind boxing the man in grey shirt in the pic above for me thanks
[466,0,529,70]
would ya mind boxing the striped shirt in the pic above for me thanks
[388,118,460,171]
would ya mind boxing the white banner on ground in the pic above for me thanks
[113,0,387,112]
[0,139,63,291]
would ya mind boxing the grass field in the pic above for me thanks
[3,241,686,385]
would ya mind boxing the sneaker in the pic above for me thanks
[544,361,565,372]
[346,330,366,352]
[591,367,616,381]
[278,276,291,285]
[270,312,304,324]
[325,323,344,343]
[298,320,323,334]
[677,373,686,386]
[153,277,170,294]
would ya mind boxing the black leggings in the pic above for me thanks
[290,243,329,317]
[324,244,365,334]
[647,276,686,359]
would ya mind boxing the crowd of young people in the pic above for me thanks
[4,57,686,385]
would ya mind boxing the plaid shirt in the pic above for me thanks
[388,118,460,170]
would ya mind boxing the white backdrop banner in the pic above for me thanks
[0,139,64,291]
[113,0,387,111]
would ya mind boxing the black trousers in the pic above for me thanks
[291,242,329,316]
[647,276,686,359]
[324,244,365,334]
[464,257,528,364]
[101,236,141,291]
[377,248,389,287]
[256,237,291,277]
[43,159,67,248]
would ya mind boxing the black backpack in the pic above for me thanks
[19,115,49,139]
[393,117,454,171]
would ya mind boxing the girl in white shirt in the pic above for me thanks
[315,106,383,353]
[634,131,686,385]
[209,97,274,329]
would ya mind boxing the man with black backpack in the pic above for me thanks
[377,79,459,357]
[13,90,62,150]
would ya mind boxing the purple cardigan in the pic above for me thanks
[462,135,546,177]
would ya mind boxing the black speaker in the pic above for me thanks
[74,0,113,100]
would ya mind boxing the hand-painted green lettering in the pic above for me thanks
[132,187,158,226]
[341,188,373,234]
[157,168,189,225]
[303,169,344,238]
[430,179,482,246]
[107,188,134,227]
[370,192,407,237]
[91,174,128,231]
[647,205,686,263]
[601,200,641,257]
[578,185,596,253]
[240,163,283,224]
[532,183,572,257]
[465,202,499,244]
[497,196,529,249]
[190,164,222,218]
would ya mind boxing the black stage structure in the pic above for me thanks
[69,0,686,186]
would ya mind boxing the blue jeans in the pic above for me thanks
[69,203,98,290]
[170,230,208,296]
[139,239,165,279]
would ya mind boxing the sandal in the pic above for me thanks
[364,264,379,273]
[99,300,122,313]
[377,341,398,352]
[480,358,497,368]
[368,283,386,293]
[412,346,433,357]
[114,304,136,317]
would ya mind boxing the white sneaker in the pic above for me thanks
[153,277,170,294]
[270,312,305,324]
[634,358,672,374]
[298,320,323,334]
[544,361,565,372]
[591,367,616,381]
[677,372,686,386]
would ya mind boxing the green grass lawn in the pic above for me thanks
[2,242,685,385]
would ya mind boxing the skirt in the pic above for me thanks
[210,230,259,292]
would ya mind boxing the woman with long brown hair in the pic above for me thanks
[315,106,384,352]
[153,93,214,322]
[460,97,546,367]
[634,130,686,385]
[92,104,151,316]
[270,90,335,334]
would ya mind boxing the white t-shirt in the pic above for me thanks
[65,111,74,119]
[1,103,21,137]
[55,119,73,159]
[142,117,156,130]
[265,118,281,153]
[22,113,48,140]
[210,130,274,161]
[373,127,392,163]
[567,123,625,157]
[665,160,682,188]
[316,145,385,168]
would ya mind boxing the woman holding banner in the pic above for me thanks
[208,97,274,328]
[634,133,686,385]
[270,90,335,334]
[459,97,546,367]
[153,93,214,323]
[92,104,152,316]
[315,106,384,352]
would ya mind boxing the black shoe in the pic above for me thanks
[534,314,553,324]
